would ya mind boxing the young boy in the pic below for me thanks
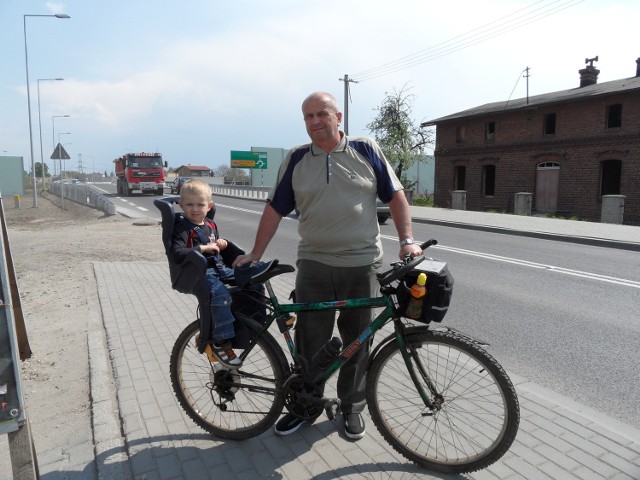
[170,179,242,368]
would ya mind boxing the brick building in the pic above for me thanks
[422,58,640,225]
[174,165,212,177]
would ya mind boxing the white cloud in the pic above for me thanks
[46,2,68,14]
[4,0,640,165]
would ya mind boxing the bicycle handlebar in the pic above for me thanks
[376,239,438,286]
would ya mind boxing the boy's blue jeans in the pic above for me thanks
[205,266,235,342]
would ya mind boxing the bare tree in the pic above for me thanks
[214,165,231,177]
[367,84,432,190]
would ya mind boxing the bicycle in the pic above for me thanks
[169,239,520,474]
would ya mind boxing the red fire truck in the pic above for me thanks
[114,152,166,196]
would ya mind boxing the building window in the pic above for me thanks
[454,166,466,190]
[538,161,560,169]
[456,126,465,144]
[485,122,495,141]
[606,104,622,129]
[543,113,556,135]
[482,165,496,196]
[600,160,622,195]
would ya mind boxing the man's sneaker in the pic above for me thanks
[210,341,242,369]
[274,413,306,436]
[343,412,365,440]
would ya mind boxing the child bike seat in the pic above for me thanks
[154,196,245,348]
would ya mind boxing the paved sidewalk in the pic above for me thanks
[3,204,639,479]
[85,260,640,480]
[406,206,640,251]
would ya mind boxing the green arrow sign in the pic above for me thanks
[230,151,268,169]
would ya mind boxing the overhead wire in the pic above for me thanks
[351,0,585,82]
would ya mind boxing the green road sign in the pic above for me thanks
[230,150,267,169]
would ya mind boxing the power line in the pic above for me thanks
[351,0,584,82]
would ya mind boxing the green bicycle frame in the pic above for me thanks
[244,278,435,409]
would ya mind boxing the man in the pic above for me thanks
[233,91,421,439]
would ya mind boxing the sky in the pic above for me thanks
[1,0,639,176]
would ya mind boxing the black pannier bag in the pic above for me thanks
[396,258,454,324]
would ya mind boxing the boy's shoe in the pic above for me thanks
[343,412,365,440]
[274,413,306,436]
[210,341,242,369]
[234,259,277,288]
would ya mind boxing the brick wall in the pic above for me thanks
[433,90,640,225]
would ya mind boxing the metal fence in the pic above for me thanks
[210,184,270,200]
[49,182,117,215]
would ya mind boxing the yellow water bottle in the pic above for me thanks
[405,273,427,319]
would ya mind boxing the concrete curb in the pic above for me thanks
[411,217,640,251]
[86,264,133,480]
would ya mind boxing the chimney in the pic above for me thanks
[579,56,599,87]
[636,57,640,77]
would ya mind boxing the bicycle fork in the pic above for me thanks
[394,323,442,416]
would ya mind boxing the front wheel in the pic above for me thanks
[170,316,289,439]
[366,329,520,474]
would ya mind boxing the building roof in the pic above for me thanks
[177,165,211,171]
[422,75,640,126]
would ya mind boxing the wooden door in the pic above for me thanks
[535,162,560,213]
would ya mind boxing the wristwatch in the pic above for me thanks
[399,237,415,247]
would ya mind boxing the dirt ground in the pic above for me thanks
[2,190,163,469]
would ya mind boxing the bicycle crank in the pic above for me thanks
[282,374,325,420]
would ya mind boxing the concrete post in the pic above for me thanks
[451,190,466,210]
[601,195,625,224]
[514,192,533,216]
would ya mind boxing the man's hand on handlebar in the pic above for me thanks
[400,243,422,260]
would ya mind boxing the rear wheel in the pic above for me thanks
[366,329,519,474]
[170,317,289,439]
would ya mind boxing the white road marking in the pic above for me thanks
[213,205,639,290]
[380,235,640,289]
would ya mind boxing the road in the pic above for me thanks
[99,185,640,428]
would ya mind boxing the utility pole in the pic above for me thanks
[524,67,531,105]
[338,74,358,135]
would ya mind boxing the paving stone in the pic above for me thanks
[72,261,640,480]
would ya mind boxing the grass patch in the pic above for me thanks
[412,195,434,207]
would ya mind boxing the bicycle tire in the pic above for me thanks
[170,315,289,440]
[366,329,520,474]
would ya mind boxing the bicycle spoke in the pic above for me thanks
[170,318,287,439]
[367,330,519,474]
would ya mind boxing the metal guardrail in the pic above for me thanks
[45,182,267,216]
[49,182,117,215]
[210,184,270,200]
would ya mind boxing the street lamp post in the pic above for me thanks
[24,12,70,207]
[58,133,71,210]
[58,133,71,179]
[52,114,70,177]
[37,78,64,192]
